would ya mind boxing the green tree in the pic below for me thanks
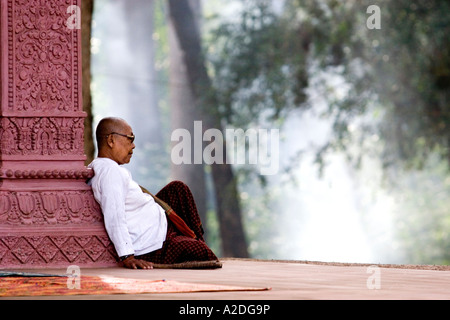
[167,0,249,258]
[206,0,450,263]
[208,0,450,169]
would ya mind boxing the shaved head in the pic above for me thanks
[95,117,128,148]
[95,117,135,164]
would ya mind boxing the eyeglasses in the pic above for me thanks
[107,132,135,143]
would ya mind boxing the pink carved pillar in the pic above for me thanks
[0,0,118,268]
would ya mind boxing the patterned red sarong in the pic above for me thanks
[135,181,219,264]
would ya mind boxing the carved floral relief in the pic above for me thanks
[10,0,79,113]
[0,117,84,156]
[0,0,118,268]
[0,190,103,225]
[0,235,117,265]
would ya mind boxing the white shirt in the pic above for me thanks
[88,158,167,257]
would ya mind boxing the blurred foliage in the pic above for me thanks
[388,154,450,264]
[204,0,450,262]
[208,0,450,170]
[206,0,309,127]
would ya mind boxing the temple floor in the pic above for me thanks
[2,258,450,300]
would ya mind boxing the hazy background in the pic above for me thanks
[88,0,450,265]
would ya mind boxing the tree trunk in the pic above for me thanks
[122,0,163,148]
[167,0,248,257]
[168,1,208,239]
[81,0,95,165]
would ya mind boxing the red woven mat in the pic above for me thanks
[0,275,270,297]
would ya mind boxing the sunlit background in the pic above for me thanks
[87,0,450,265]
